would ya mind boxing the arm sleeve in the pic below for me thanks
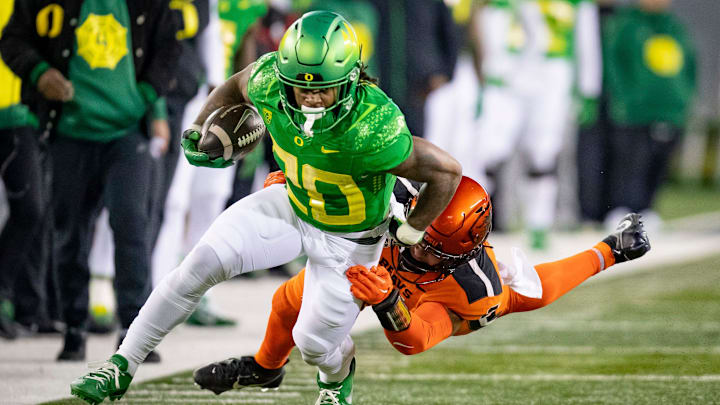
[199,0,224,87]
[575,1,602,98]
[0,0,47,84]
[384,301,454,355]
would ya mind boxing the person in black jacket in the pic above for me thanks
[0,0,181,361]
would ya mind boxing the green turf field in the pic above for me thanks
[656,181,720,220]
[45,255,720,405]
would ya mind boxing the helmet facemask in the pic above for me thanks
[276,64,360,135]
[274,11,363,135]
[396,239,485,286]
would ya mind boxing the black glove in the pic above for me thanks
[602,213,651,264]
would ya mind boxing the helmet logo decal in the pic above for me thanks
[304,73,314,81]
[294,136,304,147]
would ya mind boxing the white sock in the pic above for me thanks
[117,243,229,375]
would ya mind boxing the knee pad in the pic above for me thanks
[164,243,229,298]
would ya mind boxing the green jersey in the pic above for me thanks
[507,0,588,58]
[0,0,37,129]
[218,0,267,79]
[247,52,413,233]
[536,0,586,58]
[57,0,146,141]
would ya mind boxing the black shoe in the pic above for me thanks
[193,356,286,395]
[57,328,87,361]
[0,299,18,340]
[602,213,651,264]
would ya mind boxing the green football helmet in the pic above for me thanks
[275,11,362,133]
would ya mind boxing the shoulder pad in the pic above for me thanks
[451,248,503,304]
[392,178,423,206]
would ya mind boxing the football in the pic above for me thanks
[198,103,266,161]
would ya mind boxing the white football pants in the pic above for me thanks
[119,184,387,382]
[424,55,487,186]
[476,59,573,230]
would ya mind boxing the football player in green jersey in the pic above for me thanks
[70,10,461,405]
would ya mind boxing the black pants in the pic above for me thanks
[608,123,682,212]
[576,102,612,223]
[0,127,50,309]
[51,132,153,329]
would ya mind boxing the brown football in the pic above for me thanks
[198,103,266,161]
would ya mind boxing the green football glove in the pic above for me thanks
[180,128,234,169]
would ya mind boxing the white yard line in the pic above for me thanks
[366,373,720,382]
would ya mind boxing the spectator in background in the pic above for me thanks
[0,0,44,340]
[576,1,620,228]
[475,0,602,249]
[367,0,460,138]
[603,0,696,229]
[0,0,180,361]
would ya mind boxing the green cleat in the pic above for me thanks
[315,358,355,405]
[70,354,133,404]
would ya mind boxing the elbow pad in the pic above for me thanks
[373,289,412,332]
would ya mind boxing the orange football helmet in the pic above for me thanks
[397,176,492,284]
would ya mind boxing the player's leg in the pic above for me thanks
[293,226,385,404]
[522,61,572,249]
[475,85,524,192]
[71,185,304,402]
[119,185,303,368]
[255,269,305,369]
[475,84,524,231]
[193,270,306,395]
[104,131,154,344]
[500,243,615,315]
[51,138,103,361]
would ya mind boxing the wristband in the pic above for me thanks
[396,221,425,245]
[372,289,412,332]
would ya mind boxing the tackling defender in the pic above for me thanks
[191,174,650,394]
[69,11,461,405]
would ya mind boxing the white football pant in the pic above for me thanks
[119,184,386,382]
[476,59,572,230]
